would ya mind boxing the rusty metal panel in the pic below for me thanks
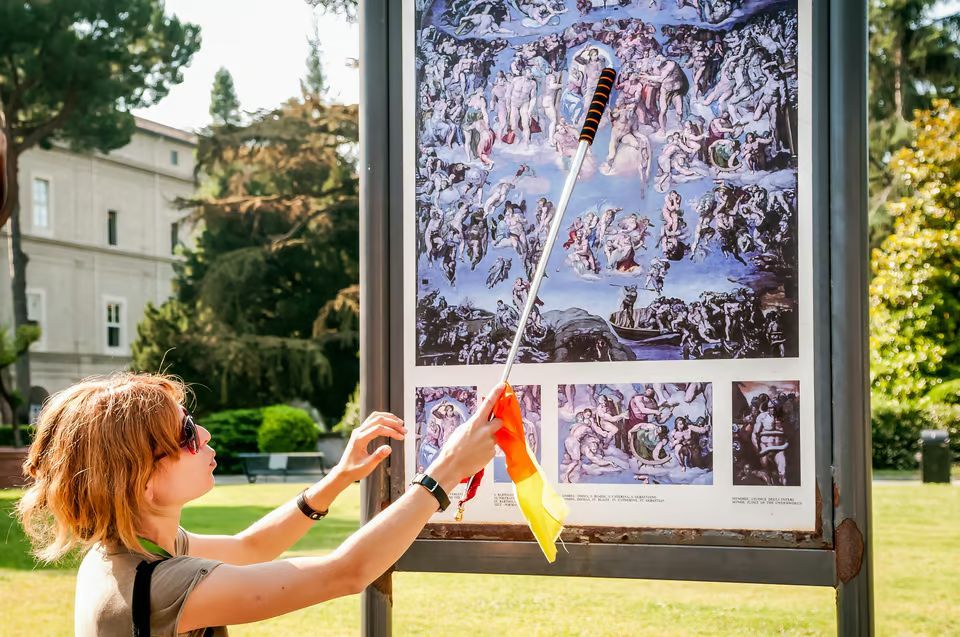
[397,539,835,586]
[828,0,874,632]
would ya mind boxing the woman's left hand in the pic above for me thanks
[334,412,406,483]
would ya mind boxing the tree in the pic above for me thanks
[304,0,357,21]
[333,382,361,436]
[0,112,7,212]
[210,67,241,127]
[0,324,40,446]
[303,20,329,99]
[0,1,200,422]
[132,92,360,418]
[870,100,960,400]
[868,0,960,247]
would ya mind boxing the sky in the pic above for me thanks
[132,0,960,134]
[933,0,960,17]
[132,0,359,133]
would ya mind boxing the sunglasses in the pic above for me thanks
[179,408,202,455]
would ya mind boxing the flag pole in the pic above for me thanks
[455,67,618,520]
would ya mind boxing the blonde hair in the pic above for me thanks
[15,372,190,562]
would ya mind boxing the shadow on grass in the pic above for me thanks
[2,497,358,572]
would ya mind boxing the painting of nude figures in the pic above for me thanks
[414,0,800,365]
[414,386,478,474]
[558,382,712,484]
[732,380,800,486]
[493,384,542,482]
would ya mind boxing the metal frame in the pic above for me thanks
[359,0,872,634]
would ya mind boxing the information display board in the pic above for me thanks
[359,0,872,633]
[402,0,818,535]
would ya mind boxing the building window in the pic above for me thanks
[32,178,50,228]
[106,301,123,349]
[26,291,43,323]
[108,210,118,246]
[171,150,179,166]
[171,221,180,254]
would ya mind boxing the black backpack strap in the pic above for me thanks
[132,558,166,637]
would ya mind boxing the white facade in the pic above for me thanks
[0,117,198,396]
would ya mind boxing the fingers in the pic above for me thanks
[361,445,392,468]
[476,382,507,420]
[485,417,504,436]
[356,424,405,445]
[364,411,404,429]
[359,412,406,438]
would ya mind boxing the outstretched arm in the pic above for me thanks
[178,385,506,633]
[186,412,406,566]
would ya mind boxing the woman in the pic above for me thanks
[16,373,503,635]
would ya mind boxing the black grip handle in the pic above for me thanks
[578,67,617,144]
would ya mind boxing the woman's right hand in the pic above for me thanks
[427,382,506,491]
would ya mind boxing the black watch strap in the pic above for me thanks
[412,473,450,512]
[296,490,328,520]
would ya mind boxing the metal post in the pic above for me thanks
[359,0,392,633]
[829,0,873,634]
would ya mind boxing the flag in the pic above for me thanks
[492,383,569,562]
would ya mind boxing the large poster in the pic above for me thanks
[414,0,799,366]
[403,0,817,533]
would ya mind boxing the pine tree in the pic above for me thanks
[133,92,360,419]
[210,67,242,127]
[303,20,329,99]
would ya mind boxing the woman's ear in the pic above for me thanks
[144,472,156,505]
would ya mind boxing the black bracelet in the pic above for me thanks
[296,489,328,520]
[411,473,450,512]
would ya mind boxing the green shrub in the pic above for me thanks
[924,402,960,462]
[200,409,264,474]
[925,379,960,405]
[0,425,35,447]
[258,405,319,453]
[872,395,960,469]
[333,383,360,437]
[871,396,926,470]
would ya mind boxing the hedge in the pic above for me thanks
[199,409,264,475]
[0,425,35,447]
[871,396,960,469]
[258,405,320,453]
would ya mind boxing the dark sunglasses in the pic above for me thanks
[179,408,202,455]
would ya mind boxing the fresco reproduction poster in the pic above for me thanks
[402,0,818,532]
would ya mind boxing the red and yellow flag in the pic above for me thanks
[492,383,568,562]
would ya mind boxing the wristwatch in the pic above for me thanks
[296,489,328,520]
[412,473,450,512]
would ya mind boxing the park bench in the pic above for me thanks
[237,452,327,483]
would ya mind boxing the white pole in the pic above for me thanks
[499,139,589,384]
[456,68,616,520]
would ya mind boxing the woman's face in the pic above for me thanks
[147,424,216,508]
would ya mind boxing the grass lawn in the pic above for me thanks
[872,464,960,481]
[1,481,956,636]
